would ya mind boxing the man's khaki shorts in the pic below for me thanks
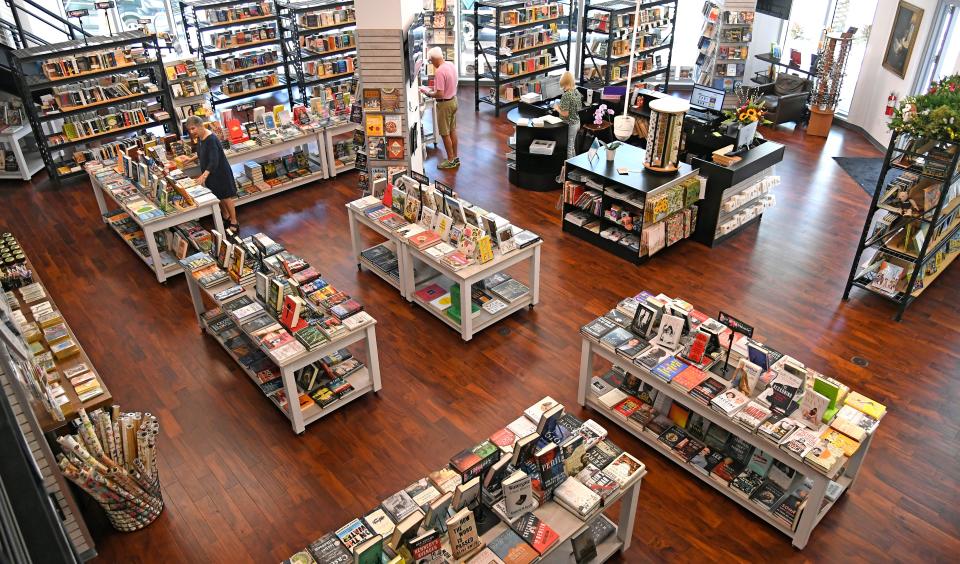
[437,98,458,136]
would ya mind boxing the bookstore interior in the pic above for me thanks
[0,0,958,562]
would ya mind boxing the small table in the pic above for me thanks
[0,125,45,181]
[506,104,569,191]
[88,170,225,284]
[753,53,817,78]
[182,273,383,434]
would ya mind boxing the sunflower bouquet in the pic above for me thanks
[722,97,771,126]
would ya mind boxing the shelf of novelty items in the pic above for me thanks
[285,395,647,564]
[346,174,543,341]
[575,291,885,549]
[322,119,360,176]
[180,232,382,434]
[84,157,226,284]
[0,235,114,433]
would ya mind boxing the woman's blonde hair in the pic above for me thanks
[559,71,575,91]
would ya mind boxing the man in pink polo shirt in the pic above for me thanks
[422,47,459,169]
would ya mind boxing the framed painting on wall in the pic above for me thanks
[882,1,924,79]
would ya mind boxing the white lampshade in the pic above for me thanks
[613,115,635,141]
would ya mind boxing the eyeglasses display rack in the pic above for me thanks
[473,0,573,117]
[9,31,178,184]
[179,0,295,110]
[579,0,677,90]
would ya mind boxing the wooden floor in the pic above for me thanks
[2,88,958,563]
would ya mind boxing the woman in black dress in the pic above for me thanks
[186,116,238,234]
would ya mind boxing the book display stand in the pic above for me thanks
[474,0,574,116]
[10,31,178,184]
[0,124,45,181]
[285,398,647,563]
[346,183,542,342]
[0,241,113,432]
[562,143,701,263]
[843,133,960,320]
[86,164,226,284]
[576,292,884,549]
[181,235,382,434]
[579,0,678,89]
[694,0,756,106]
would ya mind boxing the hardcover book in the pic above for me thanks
[502,471,535,520]
[408,530,443,562]
[513,512,559,555]
[487,528,537,564]
[781,427,820,459]
[650,356,686,383]
[829,405,876,441]
[583,439,622,469]
[553,476,601,518]
[582,469,620,501]
[446,507,483,560]
[381,490,419,523]
[334,518,373,551]
[523,396,560,424]
[733,401,772,431]
[362,508,395,539]
[604,452,645,486]
[307,533,351,563]
[535,443,567,494]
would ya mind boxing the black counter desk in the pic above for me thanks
[691,140,785,247]
[506,104,569,192]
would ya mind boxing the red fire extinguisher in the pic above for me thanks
[885,92,897,116]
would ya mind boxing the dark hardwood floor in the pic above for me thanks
[2,87,957,563]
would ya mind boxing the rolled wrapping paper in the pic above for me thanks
[123,420,137,467]
[57,435,109,475]
[92,411,109,459]
[76,409,105,459]
[103,414,120,463]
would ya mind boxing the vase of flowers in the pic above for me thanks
[576,104,616,153]
[890,74,960,142]
[721,89,771,142]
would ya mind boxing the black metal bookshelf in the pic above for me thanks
[179,0,294,109]
[10,31,177,184]
[473,0,573,117]
[579,0,677,90]
[277,0,358,107]
[843,133,960,321]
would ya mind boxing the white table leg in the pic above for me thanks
[617,478,641,553]
[282,365,305,434]
[530,245,541,306]
[577,338,593,406]
[91,180,109,217]
[210,203,225,235]
[365,324,382,392]
[399,243,413,301]
[348,211,362,269]
[791,474,828,549]
[144,226,166,284]
[12,139,29,181]
[843,431,874,491]
[185,272,205,325]
[460,280,473,341]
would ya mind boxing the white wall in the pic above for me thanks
[846,0,939,145]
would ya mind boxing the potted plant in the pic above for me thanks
[889,74,960,142]
[605,141,623,161]
[576,104,616,153]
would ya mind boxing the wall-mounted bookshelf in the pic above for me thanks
[579,0,677,90]
[473,0,573,117]
[422,0,456,91]
[180,0,295,110]
[10,31,177,184]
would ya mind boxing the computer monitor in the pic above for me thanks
[690,85,725,111]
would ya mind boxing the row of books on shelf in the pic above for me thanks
[38,73,159,114]
[205,25,277,51]
[425,28,454,45]
[718,45,748,60]
[210,48,280,74]
[586,7,672,33]
[87,156,216,219]
[285,395,645,564]
[301,30,356,54]
[170,78,209,99]
[500,3,565,27]
[164,59,206,82]
[719,27,751,43]
[49,103,158,145]
[582,56,662,83]
[498,53,555,78]
[351,175,540,268]
[304,56,356,79]
[720,9,755,25]
[582,290,885,472]
[716,62,745,78]
[424,9,452,30]
[39,47,151,81]
[494,74,562,102]
[857,232,960,298]
[498,26,559,55]
[219,71,280,96]
[235,149,321,197]
[56,130,159,175]
[308,82,356,120]
[197,1,273,25]
[297,7,356,30]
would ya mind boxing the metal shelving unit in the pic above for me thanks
[843,133,960,320]
[10,31,176,184]
[277,0,358,112]
[579,0,677,90]
[179,0,295,110]
[473,0,573,117]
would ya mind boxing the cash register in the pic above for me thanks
[683,84,731,159]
